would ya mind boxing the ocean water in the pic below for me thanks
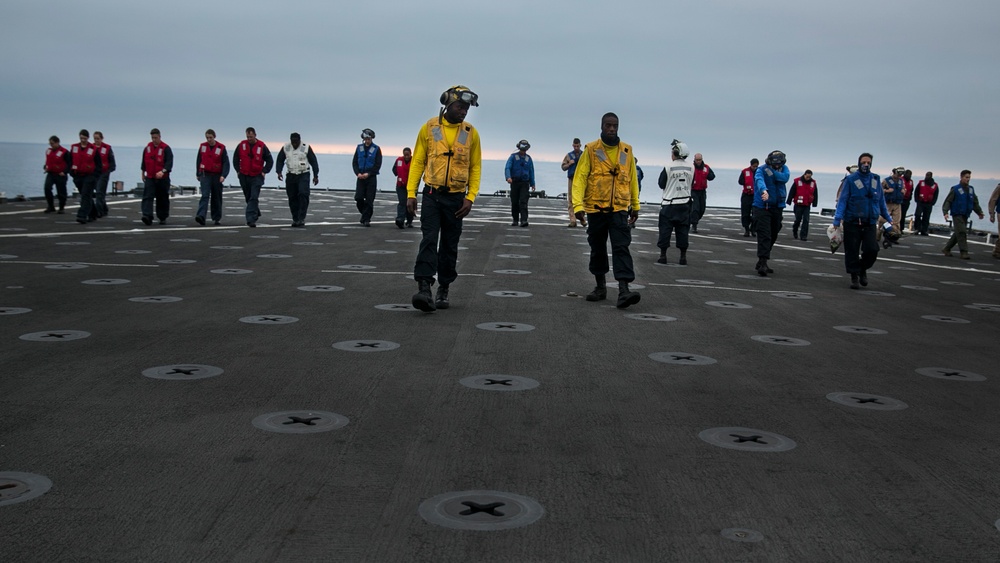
[2,141,991,228]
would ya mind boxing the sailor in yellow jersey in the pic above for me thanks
[406,85,483,312]
[572,112,641,309]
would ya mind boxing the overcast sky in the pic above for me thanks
[2,0,997,176]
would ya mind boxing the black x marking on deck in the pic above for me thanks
[459,501,505,517]
[283,416,320,426]
[355,342,380,348]
[501,292,520,296]
[0,483,17,491]
[261,317,283,322]
[495,324,517,329]
[852,397,884,404]
[672,355,696,361]
[43,333,70,339]
[772,338,793,343]
[939,371,966,378]
[730,434,767,444]
[168,368,199,376]
[390,305,410,309]
[484,379,513,386]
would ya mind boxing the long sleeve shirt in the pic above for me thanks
[275,146,319,176]
[570,141,640,213]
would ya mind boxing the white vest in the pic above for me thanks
[284,142,310,174]
[661,159,694,204]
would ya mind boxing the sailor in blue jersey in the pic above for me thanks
[833,152,893,289]
[505,140,535,227]
[352,128,382,226]
[941,170,984,259]
[752,150,789,276]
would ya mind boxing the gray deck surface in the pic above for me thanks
[1,190,999,562]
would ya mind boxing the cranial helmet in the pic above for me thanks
[516,140,530,151]
[440,85,479,108]
[767,150,786,167]
[361,128,375,140]
[670,139,690,158]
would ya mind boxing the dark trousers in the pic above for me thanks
[587,211,635,282]
[740,193,754,232]
[142,177,170,221]
[900,199,911,228]
[792,205,812,239]
[355,176,377,223]
[754,206,783,260]
[285,172,311,223]
[239,174,263,223]
[843,221,879,274]
[197,174,224,222]
[657,202,691,250]
[94,174,110,217]
[914,202,933,235]
[509,180,530,223]
[44,173,68,210]
[395,186,414,224]
[690,190,707,225]
[73,174,97,221]
[414,188,465,286]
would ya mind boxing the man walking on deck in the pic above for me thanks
[195,129,229,226]
[787,169,818,241]
[941,170,984,259]
[913,171,939,236]
[656,139,693,266]
[276,132,319,227]
[407,86,482,312]
[689,153,715,232]
[572,112,641,309]
[353,128,382,226]
[392,148,414,228]
[738,158,758,237]
[505,139,535,227]
[752,150,789,276]
[92,131,115,219]
[833,153,893,289]
[140,128,172,226]
[562,138,584,227]
[234,127,273,228]
[70,129,102,225]
[879,166,905,241]
[43,135,71,214]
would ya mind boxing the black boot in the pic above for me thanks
[850,273,860,290]
[412,280,436,312]
[656,251,667,265]
[616,281,641,309]
[435,285,450,309]
[756,259,768,277]
[679,250,687,265]
[859,270,868,287]
[586,276,607,301]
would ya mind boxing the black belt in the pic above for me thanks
[424,184,464,196]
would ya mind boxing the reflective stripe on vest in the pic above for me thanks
[97,145,112,173]
[950,186,975,217]
[916,181,937,202]
[583,139,633,213]
[355,143,379,172]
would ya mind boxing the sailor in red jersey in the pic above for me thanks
[689,153,715,232]
[900,169,914,232]
[195,129,230,225]
[737,158,758,236]
[43,135,72,213]
[70,129,103,224]
[91,131,116,219]
[140,128,174,225]
[913,171,939,236]
[786,169,818,241]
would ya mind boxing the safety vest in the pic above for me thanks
[883,176,904,204]
[949,185,976,217]
[741,167,755,195]
[283,143,311,174]
[566,150,581,178]
[198,142,225,174]
[394,157,411,188]
[508,153,532,181]
[71,143,97,175]
[581,139,634,213]
[901,178,914,201]
[143,142,169,179]
[96,144,112,175]
[45,146,68,174]
[692,165,711,191]
[355,143,379,173]
[793,178,816,206]
[423,117,475,191]
[661,161,693,204]
[237,140,266,176]
[915,181,937,203]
